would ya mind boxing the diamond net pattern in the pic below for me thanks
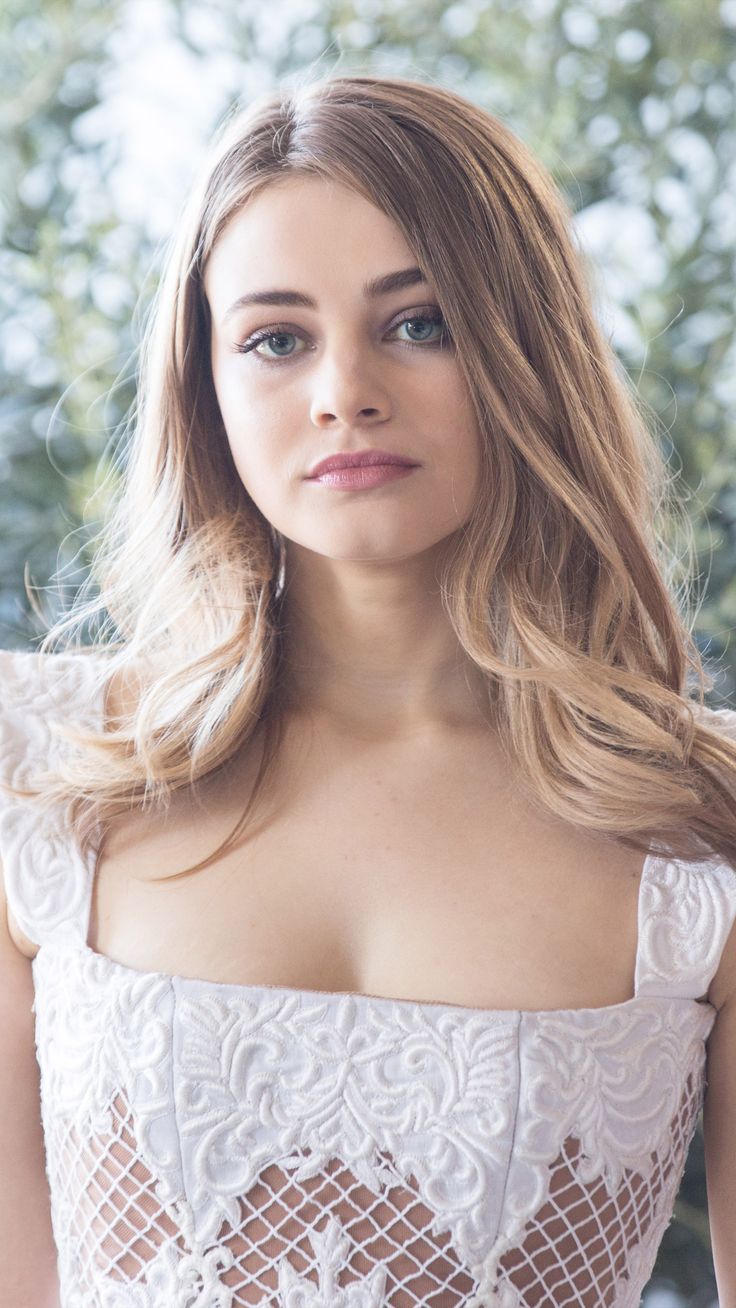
[495,1069,701,1306]
[50,1074,699,1306]
[54,1093,475,1305]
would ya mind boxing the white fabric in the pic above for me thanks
[1,646,735,1308]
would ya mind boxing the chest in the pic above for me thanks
[85,716,646,1010]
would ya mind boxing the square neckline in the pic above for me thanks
[34,651,716,1023]
[31,925,716,1023]
[33,857,715,1025]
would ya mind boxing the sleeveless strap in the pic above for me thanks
[0,648,106,948]
[4,645,734,985]
[636,853,736,1000]
[636,704,736,1001]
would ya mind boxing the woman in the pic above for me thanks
[1,72,735,1307]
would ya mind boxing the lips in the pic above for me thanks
[306,450,418,478]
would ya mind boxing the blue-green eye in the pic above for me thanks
[234,329,306,361]
[253,331,302,359]
[235,307,449,363]
[392,311,446,344]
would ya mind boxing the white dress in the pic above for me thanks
[1,647,735,1308]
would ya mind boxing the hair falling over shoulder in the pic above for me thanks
[21,71,736,875]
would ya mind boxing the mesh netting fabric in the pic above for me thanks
[50,1071,700,1307]
[494,1070,699,1305]
[3,653,733,1307]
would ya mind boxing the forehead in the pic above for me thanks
[204,175,419,318]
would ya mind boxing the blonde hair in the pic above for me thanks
[21,72,736,873]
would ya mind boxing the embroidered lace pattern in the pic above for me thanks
[1,648,735,1308]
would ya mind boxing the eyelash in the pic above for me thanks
[232,307,449,364]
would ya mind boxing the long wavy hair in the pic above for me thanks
[18,71,736,874]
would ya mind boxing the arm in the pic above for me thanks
[0,859,61,1307]
[703,916,736,1304]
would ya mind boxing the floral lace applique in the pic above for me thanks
[2,649,735,1308]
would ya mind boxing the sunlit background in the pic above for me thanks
[1,0,735,1297]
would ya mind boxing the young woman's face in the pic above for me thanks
[205,175,481,565]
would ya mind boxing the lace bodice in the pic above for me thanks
[1,647,735,1308]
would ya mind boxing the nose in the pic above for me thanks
[309,347,392,428]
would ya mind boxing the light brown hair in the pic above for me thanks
[20,71,736,874]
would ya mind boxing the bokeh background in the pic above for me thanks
[1,0,735,1299]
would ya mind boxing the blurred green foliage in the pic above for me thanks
[1,0,734,1300]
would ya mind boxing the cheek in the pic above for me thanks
[217,353,296,418]
[215,368,279,465]
[215,362,252,433]
[216,384,298,516]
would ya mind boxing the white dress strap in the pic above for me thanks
[635,704,736,1001]
[0,648,106,948]
[636,852,736,1000]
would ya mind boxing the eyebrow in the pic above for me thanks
[221,266,429,324]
